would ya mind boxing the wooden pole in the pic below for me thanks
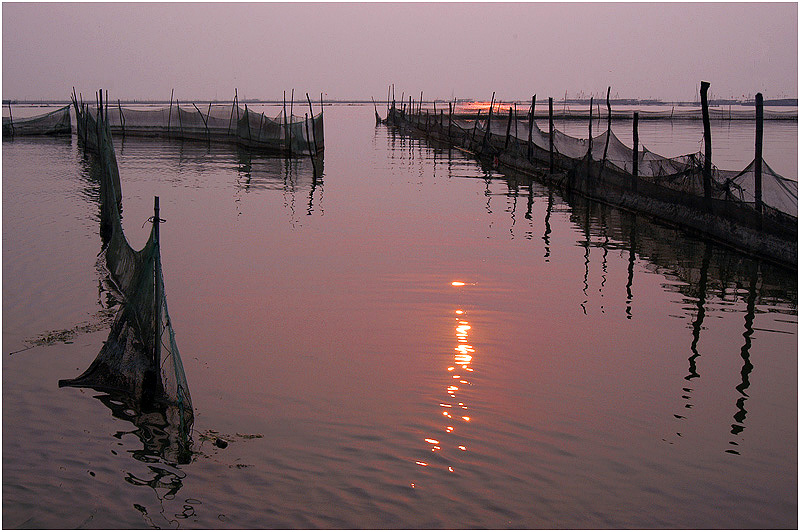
[485,92,495,145]
[177,99,183,136]
[168,88,173,135]
[549,97,554,173]
[588,96,593,160]
[528,95,535,160]
[153,196,161,369]
[289,89,294,155]
[700,81,713,211]
[7,102,13,137]
[245,104,252,141]
[304,112,317,175]
[504,105,513,150]
[283,91,289,154]
[307,93,319,154]
[632,112,639,174]
[632,112,639,193]
[448,101,453,138]
[206,102,212,142]
[118,99,125,137]
[599,86,612,180]
[755,92,763,217]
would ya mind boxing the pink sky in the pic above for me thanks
[3,2,797,102]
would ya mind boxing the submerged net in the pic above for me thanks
[2,105,71,136]
[60,99,193,444]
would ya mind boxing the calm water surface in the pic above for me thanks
[3,105,797,528]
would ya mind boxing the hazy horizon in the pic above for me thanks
[3,2,798,103]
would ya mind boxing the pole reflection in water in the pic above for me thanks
[415,284,476,478]
[727,261,760,454]
[235,148,324,224]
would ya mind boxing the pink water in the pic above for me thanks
[3,105,796,528]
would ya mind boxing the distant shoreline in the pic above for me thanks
[3,98,798,107]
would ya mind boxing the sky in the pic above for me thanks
[2,2,797,102]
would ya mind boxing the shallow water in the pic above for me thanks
[3,105,797,528]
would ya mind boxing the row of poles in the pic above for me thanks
[384,82,766,216]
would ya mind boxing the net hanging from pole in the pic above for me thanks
[61,95,193,455]
[2,105,71,136]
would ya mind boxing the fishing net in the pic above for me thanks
[60,101,193,445]
[718,159,798,217]
[103,100,323,153]
[397,104,796,232]
[2,105,71,136]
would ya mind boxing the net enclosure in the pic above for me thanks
[2,105,71,136]
[383,93,797,265]
[103,96,324,155]
[60,94,193,454]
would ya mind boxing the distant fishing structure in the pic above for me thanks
[88,88,324,160]
[376,83,797,268]
[2,104,71,137]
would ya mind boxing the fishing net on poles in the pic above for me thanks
[2,105,71,136]
[717,159,798,217]
[60,101,193,446]
[104,100,323,153]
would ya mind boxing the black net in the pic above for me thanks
[393,103,797,221]
[2,105,71,136]
[60,98,193,448]
[104,99,324,154]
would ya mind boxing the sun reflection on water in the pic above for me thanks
[414,286,479,480]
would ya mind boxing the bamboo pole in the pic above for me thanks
[245,104,252,141]
[700,81,713,211]
[599,86,612,180]
[448,101,453,138]
[485,92,495,146]
[283,91,289,154]
[549,97,554,173]
[755,92,763,217]
[118,99,125,137]
[527,95,535,160]
[504,105,513,150]
[588,96,593,160]
[307,93,319,154]
[632,112,639,192]
[153,196,161,369]
[289,89,294,155]
[177,99,183,136]
[304,112,317,175]
[603,86,611,147]
[168,88,174,135]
